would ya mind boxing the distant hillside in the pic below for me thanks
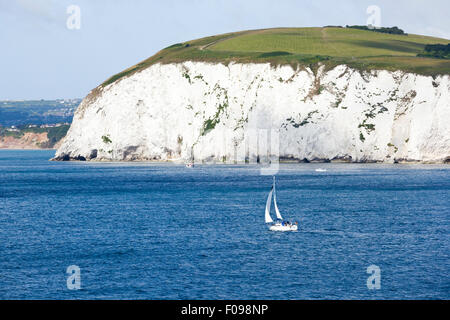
[102,27,450,87]
[0,99,80,127]
[0,99,78,149]
[0,124,70,149]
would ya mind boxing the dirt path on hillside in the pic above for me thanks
[199,29,268,51]
[321,27,339,56]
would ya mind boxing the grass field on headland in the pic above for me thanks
[102,27,450,87]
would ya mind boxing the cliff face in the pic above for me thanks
[54,62,450,163]
[0,132,55,149]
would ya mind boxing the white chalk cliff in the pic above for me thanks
[54,62,450,163]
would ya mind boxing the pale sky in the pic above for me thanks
[0,0,449,100]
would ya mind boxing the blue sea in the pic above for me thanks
[0,150,449,299]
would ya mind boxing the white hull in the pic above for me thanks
[269,224,298,232]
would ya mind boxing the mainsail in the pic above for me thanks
[265,187,274,223]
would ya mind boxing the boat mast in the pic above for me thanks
[273,176,283,220]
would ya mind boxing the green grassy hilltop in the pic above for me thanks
[103,27,450,86]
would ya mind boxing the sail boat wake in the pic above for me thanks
[265,176,298,232]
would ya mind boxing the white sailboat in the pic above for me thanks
[265,176,298,232]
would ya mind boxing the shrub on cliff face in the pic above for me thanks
[102,135,112,144]
[359,133,366,142]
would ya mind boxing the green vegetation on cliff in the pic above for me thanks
[102,27,450,87]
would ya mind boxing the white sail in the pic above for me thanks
[273,189,283,220]
[265,187,274,223]
[273,176,283,220]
